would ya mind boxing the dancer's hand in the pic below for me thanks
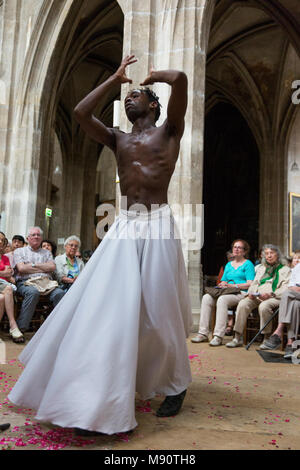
[115,55,138,84]
[140,67,156,86]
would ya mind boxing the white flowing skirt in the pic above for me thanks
[8,205,192,435]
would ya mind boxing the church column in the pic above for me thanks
[259,140,286,252]
[119,0,215,327]
[0,0,22,234]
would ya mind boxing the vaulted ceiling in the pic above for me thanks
[55,0,124,158]
[206,0,300,150]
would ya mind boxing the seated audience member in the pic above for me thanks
[82,249,93,263]
[226,244,291,348]
[6,235,26,266]
[216,251,235,335]
[216,251,234,285]
[254,248,263,272]
[291,250,300,268]
[42,239,57,258]
[55,236,85,291]
[191,239,255,346]
[14,227,65,332]
[4,240,12,254]
[11,235,25,251]
[259,260,300,354]
[0,233,24,343]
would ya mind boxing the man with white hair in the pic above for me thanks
[14,227,65,332]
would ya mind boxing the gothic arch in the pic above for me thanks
[11,0,124,249]
[205,0,300,253]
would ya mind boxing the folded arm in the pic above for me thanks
[16,261,56,275]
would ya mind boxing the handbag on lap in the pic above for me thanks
[204,286,241,299]
[24,276,58,295]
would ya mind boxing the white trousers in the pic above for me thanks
[234,296,280,335]
[8,205,192,434]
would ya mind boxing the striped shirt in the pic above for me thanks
[13,246,54,281]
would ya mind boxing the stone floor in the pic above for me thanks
[0,330,300,451]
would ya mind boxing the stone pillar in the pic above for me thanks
[0,0,23,234]
[0,0,77,238]
[259,140,286,252]
[119,0,215,327]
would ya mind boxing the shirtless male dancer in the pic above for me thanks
[74,55,186,211]
[74,55,190,419]
[8,56,192,436]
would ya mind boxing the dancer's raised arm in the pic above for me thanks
[140,68,188,136]
[74,55,137,150]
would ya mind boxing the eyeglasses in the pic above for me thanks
[233,246,244,250]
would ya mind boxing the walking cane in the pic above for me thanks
[245,307,279,350]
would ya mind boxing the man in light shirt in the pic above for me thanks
[14,227,65,332]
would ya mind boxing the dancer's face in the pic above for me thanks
[124,90,154,123]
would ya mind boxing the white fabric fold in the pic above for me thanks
[8,205,192,434]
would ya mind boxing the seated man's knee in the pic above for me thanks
[51,288,65,305]
[21,286,40,300]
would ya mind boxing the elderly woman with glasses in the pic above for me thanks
[192,239,255,346]
[226,244,291,348]
[55,236,85,291]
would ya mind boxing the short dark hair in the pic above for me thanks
[12,235,25,244]
[139,87,161,122]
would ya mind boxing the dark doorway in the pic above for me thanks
[202,102,260,276]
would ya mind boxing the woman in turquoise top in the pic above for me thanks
[192,239,255,346]
[220,258,255,290]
